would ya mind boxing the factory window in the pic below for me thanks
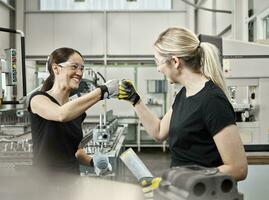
[0,0,13,7]
[1,0,9,4]
[40,0,171,10]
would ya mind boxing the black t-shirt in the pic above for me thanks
[169,80,236,168]
[28,91,86,174]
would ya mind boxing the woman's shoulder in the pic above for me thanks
[29,91,59,103]
[28,91,59,112]
[205,81,227,98]
[30,91,47,98]
[201,81,231,109]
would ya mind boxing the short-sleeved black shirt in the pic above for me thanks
[169,80,236,168]
[28,91,86,174]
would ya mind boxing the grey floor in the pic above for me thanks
[137,148,171,177]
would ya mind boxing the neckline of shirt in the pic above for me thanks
[184,80,212,99]
[43,91,61,106]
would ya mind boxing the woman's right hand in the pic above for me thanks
[99,79,119,100]
[105,79,119,98]
[118,80,141,106]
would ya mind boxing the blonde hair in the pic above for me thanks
[154,27,229,98]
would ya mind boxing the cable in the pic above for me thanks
[97,72,106,83]
[181,0,232,14]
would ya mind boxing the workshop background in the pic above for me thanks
[1,0,269,200]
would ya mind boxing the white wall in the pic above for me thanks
[252,0,269,14]
[215,0,233,38]
[172,0,186,10]
[25,11,187,57]
[107,11,186,56]
[25,12,105,56]
[197,0,214,35]
[196,0,269,41]
[197,0,234,37]
[238,165,269,200]
[196,0,236,39]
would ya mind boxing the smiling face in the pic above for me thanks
[55,52,84,90]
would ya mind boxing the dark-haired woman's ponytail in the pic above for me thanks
[41,74,54,92]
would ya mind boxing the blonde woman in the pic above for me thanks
[119,27,247,181]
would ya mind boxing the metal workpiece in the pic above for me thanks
[81,125,127,177]
[92,118,119,145]
[154,165,243,200]
[80,111,127,177]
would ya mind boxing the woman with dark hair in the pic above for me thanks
[28,47,117,174]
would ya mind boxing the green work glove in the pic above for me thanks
[118,80,141,106]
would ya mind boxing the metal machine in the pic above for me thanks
[79,110,127,176]
[0,27,27,106]
[0,27,32,175]
[154,166,243,200]
[199,35,269,146]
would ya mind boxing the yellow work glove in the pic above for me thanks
[140,177,162,193]
[118,80,141,106]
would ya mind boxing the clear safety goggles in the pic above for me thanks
[58,61,85,72]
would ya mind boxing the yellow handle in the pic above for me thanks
[142,177,162,193]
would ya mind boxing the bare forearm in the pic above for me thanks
[59,88,101,122]
[218,164,247,181]
[134,100,161,141]
[214,125,248,182]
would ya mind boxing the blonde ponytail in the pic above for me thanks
[199,42,229,98]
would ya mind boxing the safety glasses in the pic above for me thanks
[154,58,170,66]
[58,61,85,72]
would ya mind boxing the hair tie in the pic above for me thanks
[198,41,201,48]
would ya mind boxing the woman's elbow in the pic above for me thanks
[57,114,67,122]
[236,163,248,181]
[155,134,166,143]
[155,137,163,143]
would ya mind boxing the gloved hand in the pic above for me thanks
[139,177,162,193]
[118,80,141,106]
[99,79,119,100]
[92,152,112,176]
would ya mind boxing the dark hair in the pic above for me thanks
[41,47,83,92]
